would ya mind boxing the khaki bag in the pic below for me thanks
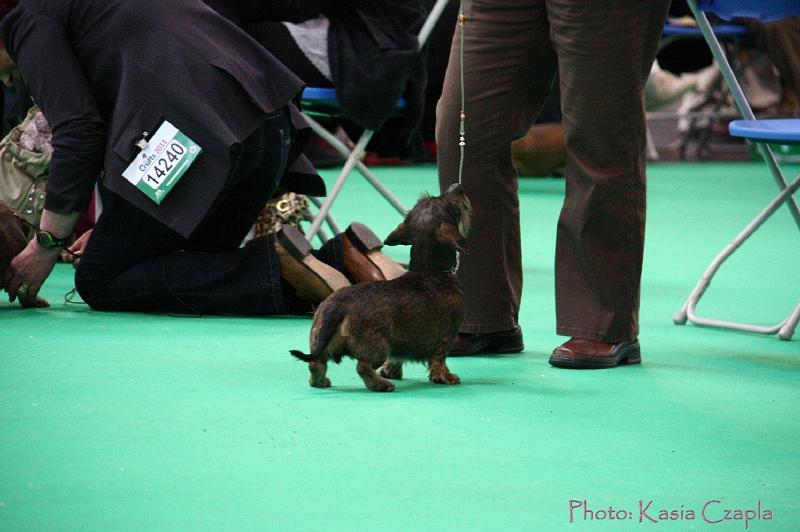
[0,106,52,228]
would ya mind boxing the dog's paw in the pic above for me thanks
[379,363,403,380]
[430,372,460,385]
[310,377,332,388]
[367,379,395,392]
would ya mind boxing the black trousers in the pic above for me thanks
[75,111,294,315]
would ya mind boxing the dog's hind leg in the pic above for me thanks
[356,359,395,392]
[309,357,331,388]
[379,359,404,380]
[428,355,460,385]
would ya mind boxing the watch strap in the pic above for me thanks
[37,230,69,249]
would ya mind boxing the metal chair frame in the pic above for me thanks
[673,0,800,340]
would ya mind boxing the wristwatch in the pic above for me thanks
[36,230,69,250]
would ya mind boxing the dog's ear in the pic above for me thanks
[384,222,413,246]
[437,222,466,252]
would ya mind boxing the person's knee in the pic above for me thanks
[74,263,110,310]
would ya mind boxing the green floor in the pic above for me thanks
[1,162,798,531]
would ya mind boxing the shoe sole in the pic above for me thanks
[548,342,641,369]
[345,222,406,280]
[448,334,525,357]
[448,344,525,357]
[277,225,351,295]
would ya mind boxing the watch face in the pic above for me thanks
[36,231,52,248]
[37,231,66,249]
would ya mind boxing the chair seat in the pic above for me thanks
[662,23,748,37]
[301,87,407,118]
[302,87,339,106]
[698,0,800,23]
[728,119,800,144]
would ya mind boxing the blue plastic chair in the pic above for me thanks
[674,0,800,340]
[699,0,800,23]
[728,118,800,144]
[662,22,749,39]
[299,0,451,243]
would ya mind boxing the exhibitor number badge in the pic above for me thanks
[122,120,202,204]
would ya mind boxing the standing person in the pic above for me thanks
[436,0,671,367]
[0,0,393,313]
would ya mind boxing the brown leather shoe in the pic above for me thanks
[549,338,641,369]
[275,225,350,304]
[342,222,406,282]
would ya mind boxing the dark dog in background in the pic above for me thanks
[0,203,27,274]
[0,202,48,307]
[290,183,471,392]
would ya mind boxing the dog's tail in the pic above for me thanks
[290,302,349,363]
[290,350,316,362]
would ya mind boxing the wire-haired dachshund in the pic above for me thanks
[290,183,472,392]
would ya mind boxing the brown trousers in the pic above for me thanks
[436,0,670,342]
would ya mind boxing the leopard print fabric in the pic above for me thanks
[254,192,311,237]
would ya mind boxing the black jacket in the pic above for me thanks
[215,0,428,152]
[1,0,321,237]
[204,0,331,26]
[326,0,427,137]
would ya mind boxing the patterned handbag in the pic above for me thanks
[254,191,311,237]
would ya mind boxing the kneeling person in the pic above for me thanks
[0,0,401,314]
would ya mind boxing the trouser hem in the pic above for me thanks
[556,326,636,343]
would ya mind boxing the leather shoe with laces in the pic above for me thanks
[549,338,641,369]
[447,326,524,356]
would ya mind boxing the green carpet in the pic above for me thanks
[1,162,798,531]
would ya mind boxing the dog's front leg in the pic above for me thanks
[428,356,460,385]
[356,359,395,392]
[379,359,403,380]
[309,358,331,388]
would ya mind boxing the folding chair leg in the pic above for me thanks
[305,117,408,215]
[302,115,408,242]
[674,174,800,339]
[305,196,341,245]
[779,303,800,341]
[351,159,409,215]
[417,0,450,50]
[646,124,659,161]
[757,144,800,230]
[306,132,374,241]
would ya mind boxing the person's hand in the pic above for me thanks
[4,208,80,307]
[2,238,59,308]
[61,228,92,268]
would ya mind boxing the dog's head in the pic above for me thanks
[0,202,29,278]
[384,183,471,272]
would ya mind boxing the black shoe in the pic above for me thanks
[448,326,524,356]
